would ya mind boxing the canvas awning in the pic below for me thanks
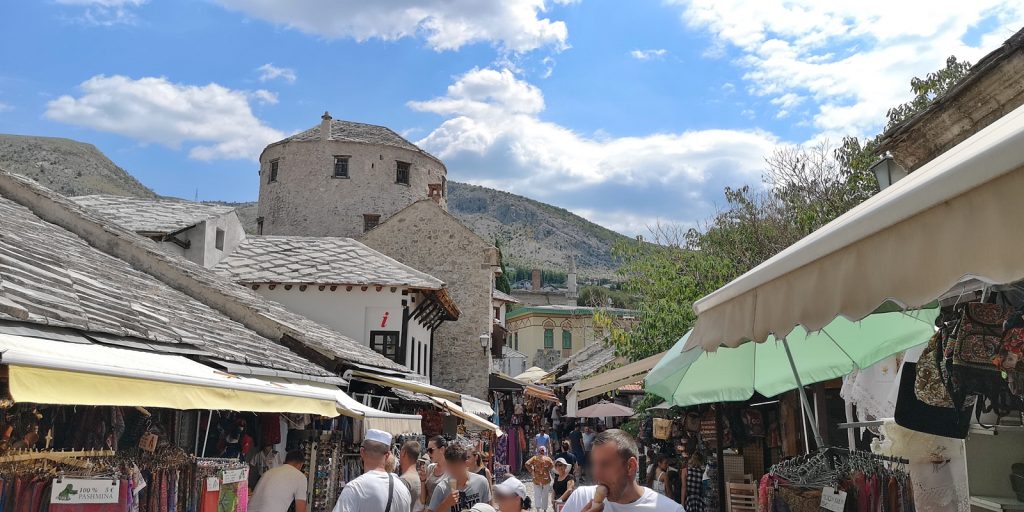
[489,372,526,392]
[345,369,462,401]
[525,385,560,404]
[429,397,504,436]
[0,333,339,416]
[460,394,495,417]
[687,100,1024,351]
[336,389,422,434]
[576,352,665,401]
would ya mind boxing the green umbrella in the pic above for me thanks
[645,309,938,445]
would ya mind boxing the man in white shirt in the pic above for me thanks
[249,450,308,512]
[560,430,683,512]
[335,429,412,512]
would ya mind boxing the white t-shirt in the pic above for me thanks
[561,485,684,512]
[249,464,308,512]
[335,470,412,512]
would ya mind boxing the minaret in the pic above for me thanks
[566,255,578,306]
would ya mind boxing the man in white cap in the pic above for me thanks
[492,476,532,512]
[335,429,412,512]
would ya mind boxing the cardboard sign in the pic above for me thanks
[139,433,158,453]
[51,479,120,504]
[820,486,848,512]
[206,477,220,492]
[221,468,247,484]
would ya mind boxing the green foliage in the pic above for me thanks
[886,56,972,131]
[494,238,512,295]
[578,285,639,309]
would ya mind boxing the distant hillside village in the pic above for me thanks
[56,112,637,396]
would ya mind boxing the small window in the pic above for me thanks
[514,332,519,351]
[215,228,225,251]
[441,175,447,197]
[363,214,381,232]
[333,156,350,178]
[370,331,401,363]
[268,160,279,183]
[494,306,501,319]
[543,328,554,349]
[256,217,264,235]
[562,330,572,350]
[396,161,411,185]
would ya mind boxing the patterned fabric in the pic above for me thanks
[953,303,1008,368]
[915,333,955,407]
[684,465,705,512]
[526,456,554,485]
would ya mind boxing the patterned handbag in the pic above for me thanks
[915,331,955,407]
[951,302,1010,368]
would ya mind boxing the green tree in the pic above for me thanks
[494,238,512,294]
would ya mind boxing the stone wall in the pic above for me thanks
[879,38,1024,172]
[258,139,447,238]
[361,200,498,398]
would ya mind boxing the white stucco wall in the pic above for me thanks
[254,285,434,378]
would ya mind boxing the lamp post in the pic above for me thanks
[869,152,907,191]
[479,332,491,351]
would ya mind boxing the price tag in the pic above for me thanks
[820,486,847,512]
[221,468,247,484]
[206,477,220,492]
[51,479,120,504]
[139,433,158,453]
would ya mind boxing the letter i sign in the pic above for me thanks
[381,311,389,328]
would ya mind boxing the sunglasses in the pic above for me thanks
[427,447,436,454]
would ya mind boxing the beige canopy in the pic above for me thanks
[687,101,1024,351]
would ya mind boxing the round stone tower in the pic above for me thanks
[256,112,448,238]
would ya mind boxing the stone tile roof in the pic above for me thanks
[275,119,441,162]
[558,341,619,383]
[72,194,235,234]
[492,289,519,303]
[0,187,332,377]
[0,170,408,374]
[213,236,445,289]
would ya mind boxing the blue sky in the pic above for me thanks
[1,1,1022,235]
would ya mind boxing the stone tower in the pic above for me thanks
[256,112,448,238]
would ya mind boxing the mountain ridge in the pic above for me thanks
[0,134,625,278]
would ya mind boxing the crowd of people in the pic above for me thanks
[243,427,688,512]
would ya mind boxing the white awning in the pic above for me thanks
[430,397,503,436]
[460,394,495,417]
[0,333,340,416]
[576,352,665,401]
[336,390,422,434]
[345,369,462,401]
[688,100,1024,351]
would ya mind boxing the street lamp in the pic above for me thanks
[869,152,907,191]
[479,332,491,350]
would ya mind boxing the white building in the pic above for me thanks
[213,236,459,380]
[71,194,245,268]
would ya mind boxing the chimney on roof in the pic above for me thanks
[532,269,542,291]
[321,111,332,141]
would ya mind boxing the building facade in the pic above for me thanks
[361,200,501,399]
[212,236,459,380]
[505,305,638,370]
[257,112,448,238]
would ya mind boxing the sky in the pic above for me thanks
[1,1,1023,236]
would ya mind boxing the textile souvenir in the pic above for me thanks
[915,332,956,407]
[894,362,972,439]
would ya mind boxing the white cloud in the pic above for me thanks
[674,0,1024,136]
[630,48,668,60]
[56,0,147,25]
[409,68,780,233]
[45,75,284,161]
[257,63,297,84]
[0,102,11,113]
[213,0,569,52]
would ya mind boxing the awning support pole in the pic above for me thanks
[782,338,825,450]
[201,410,213,457]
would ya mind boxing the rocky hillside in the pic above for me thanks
[0,134,626,277]
[0,135,156,198]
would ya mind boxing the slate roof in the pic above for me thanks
[213,236,445,289]
[0,186,331,377]
[272,119,441,163]
[558,341,620,383]
[0,170,408,373]
[72,195,235,234]
[492,289,519,303]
